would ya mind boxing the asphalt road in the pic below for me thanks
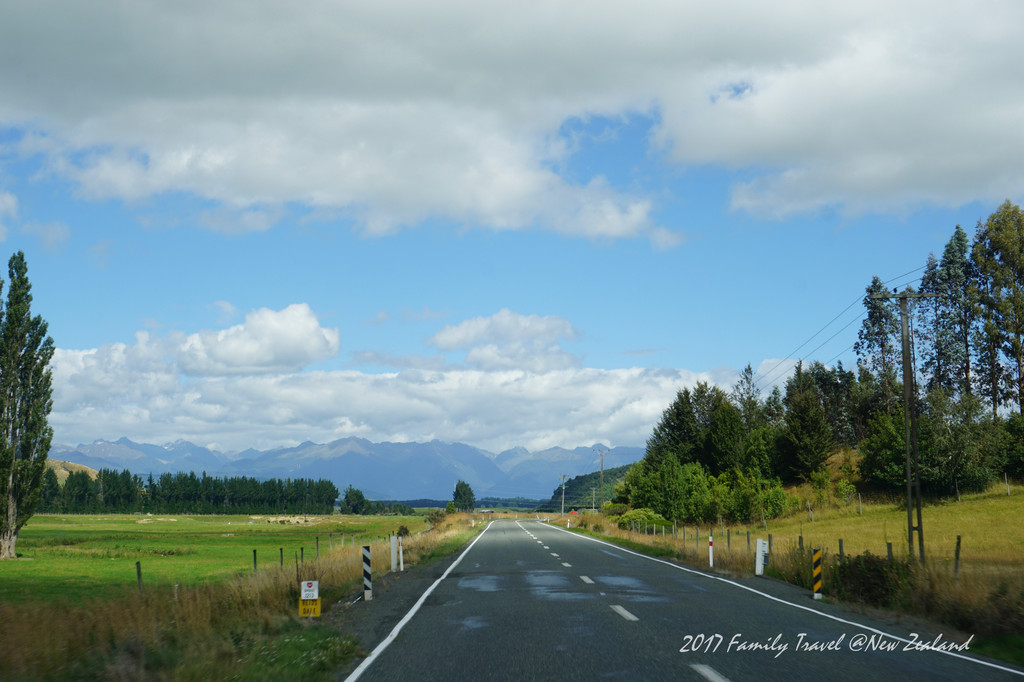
[344,519,1023,681]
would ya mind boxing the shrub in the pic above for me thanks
[616,508,669,531]
[601,502,628,517]
[834,551,911,607]
[396,525,410,537]
[835,478,856,504]
[810,468,830,506]
[425,509,446,528]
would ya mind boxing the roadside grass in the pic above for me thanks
[563,482,1024,664]
[2,513,428,604]
[0,512,475,680]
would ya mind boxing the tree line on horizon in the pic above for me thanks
[36,468,340,515]
[619,201,1024,525]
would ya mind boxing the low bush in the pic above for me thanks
[616,508,669,531]
[833,551,911,608]
[425,509,446,528]
[601,502,628,517]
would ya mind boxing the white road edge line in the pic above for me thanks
[344,520,495,681]
[544,522,1024,678]
[690,663,732,682]
[610,604,639,621]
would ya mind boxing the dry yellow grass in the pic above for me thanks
[45,459,99,483]
[563,481,1024,645]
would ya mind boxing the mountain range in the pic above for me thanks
[49,437,643,501]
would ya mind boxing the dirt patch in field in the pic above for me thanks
[258,516,319,525]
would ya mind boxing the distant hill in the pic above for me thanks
[46,459,99,484]
[535,463,633,512]
[48,438,643,500]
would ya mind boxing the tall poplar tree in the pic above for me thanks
[973,201,1024,413]
[920,225,976,396]
[855,276,900,414]
[0,252,55,559]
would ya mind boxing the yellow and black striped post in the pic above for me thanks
[812,548,822,600]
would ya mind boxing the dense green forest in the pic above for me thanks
[37,468,339,515]
[620,201,1024,525]
[536,464,632,512]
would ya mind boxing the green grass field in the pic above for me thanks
[0,512,463,680]
[2,513,427,604]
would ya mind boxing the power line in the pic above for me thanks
[753,266,927,391]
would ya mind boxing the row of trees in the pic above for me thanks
[621,202,1024,524]
[37,468,340,515]
[337,485,415,515]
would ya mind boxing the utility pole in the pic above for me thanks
[560,474,568,516]
[593,447,608,511]
[591,487,596,512]
[871,287,935,562]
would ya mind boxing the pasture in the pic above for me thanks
[0,512,456,680]
[1,513,427,604]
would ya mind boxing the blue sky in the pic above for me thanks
[1,1,1020,453]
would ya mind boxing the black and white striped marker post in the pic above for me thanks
[363,545,372,601]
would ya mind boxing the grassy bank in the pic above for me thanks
[0,512,479,680]
[563,482,1024,664]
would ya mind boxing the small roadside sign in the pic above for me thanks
[300,580,321,617]
[299,598,321,617]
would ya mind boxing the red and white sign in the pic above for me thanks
[301,580,319,600]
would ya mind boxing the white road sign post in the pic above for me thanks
[300,580,320,617]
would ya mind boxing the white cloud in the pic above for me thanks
[21,222,70,251]
[431,308,576,350]
[4,2,1017,237]
[210,300,237,325]
[430,308,579,371]
[0,191,16,240]
[51,347,714,453]
[49,306,738,452]
[175,303,339,376]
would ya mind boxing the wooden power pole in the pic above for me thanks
[871,288,935,562]
[594,447,608,511]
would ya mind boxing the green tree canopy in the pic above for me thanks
[0,252,54,559]
[453,479,475,512]
[341,485,367,515]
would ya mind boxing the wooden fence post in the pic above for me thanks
[954,535,962,580]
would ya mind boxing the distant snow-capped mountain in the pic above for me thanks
[50,437,642,500]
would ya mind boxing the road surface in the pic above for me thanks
[345,519,1022,681]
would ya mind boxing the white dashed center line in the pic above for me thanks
[579,576,594,584]
[610,605,638,622]
[561,562,572,567]
[690,663,732,682]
